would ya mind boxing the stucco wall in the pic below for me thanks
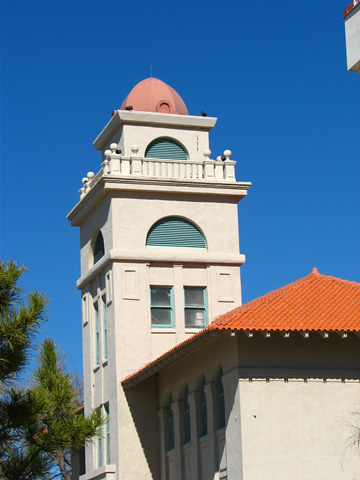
[153,331,360,480]
[107,123,211,160]
[240,378,360,480]
[345,4,360,72]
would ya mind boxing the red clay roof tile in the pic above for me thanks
[122,270,360,385]
[344,0,360,18]
[208,269,360,333]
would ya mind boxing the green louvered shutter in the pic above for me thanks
[145,138,188,160]
[94,232,105,263]
[146,218,206,248]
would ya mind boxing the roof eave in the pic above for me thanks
[122,329,220,388]
[344,0,360,18]
[93,111,218,151]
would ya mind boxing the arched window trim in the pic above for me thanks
[183,385,191,444]
[199,376,207,437]
[167,395,174,451]
[146,216,207,249]
[217,367,225,430]
[145,136,188,160]
[93,231,105,264]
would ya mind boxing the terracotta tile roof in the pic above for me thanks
[209,268,360,333]
[122,269,360,386]
[344,0,360,18]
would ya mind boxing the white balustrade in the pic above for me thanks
[78,149,236,198]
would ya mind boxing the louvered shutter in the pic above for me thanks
[94,232,105,263]
[145,138,188,160]
[146,218,206,248]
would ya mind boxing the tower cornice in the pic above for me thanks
[76,250,246,290]
[67,174,251,226]
[94,111,217,151]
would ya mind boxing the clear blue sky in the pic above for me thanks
[1,1,359,375]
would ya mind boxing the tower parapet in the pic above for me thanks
[79,144,236,200]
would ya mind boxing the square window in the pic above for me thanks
[184,287,207,328]
[150,287,173,327]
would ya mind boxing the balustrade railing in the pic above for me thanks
[79,144,236,199]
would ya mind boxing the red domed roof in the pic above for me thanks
[120,78,188,115]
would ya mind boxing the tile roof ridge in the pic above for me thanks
[209,269,360,330]
[312,270,360,287]
[209,271,316,329]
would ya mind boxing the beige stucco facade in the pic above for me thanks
[345,1,360,73]
[125,331,360,480]
[69,81,360,480]
[68,106,250,479]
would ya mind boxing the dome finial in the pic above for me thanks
[120,78,188,115]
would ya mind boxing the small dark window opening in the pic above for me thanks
[94,232,105,264]
[200,376,207,437]
[168,395,174,451]
[217,367,225,429]
[184,385,191,444]
[79,446,86,475]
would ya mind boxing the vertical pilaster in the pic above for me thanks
[158,407,167,480]
[172,399,184,480]
[223,368,243,480]
[188,391,200,480]
[173,264,184,342]
[204,381,218,474]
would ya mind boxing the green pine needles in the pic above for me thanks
[0,261,104,479]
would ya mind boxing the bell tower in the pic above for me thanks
[67,77,250,480]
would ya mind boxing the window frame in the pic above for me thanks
[184,287,207,329]
[150,286,174,328]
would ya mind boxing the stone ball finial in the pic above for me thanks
[82,177,88,185]
[87,172,95,180]
[223,149,232,160]
[104,149,112,156]
[203,149,211,159]
[110,143,118,153]
[131,144,139,154]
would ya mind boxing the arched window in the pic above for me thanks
[94,231,105,264]
[183,385,191,444]
[145,137,188,160]
[146,217,206,249]
[200,376,207,437]
[167,395,174,451]
[217,367,225,429]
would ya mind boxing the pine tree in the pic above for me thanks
[30,338,105,480]
[0,260,48,384]
[0,261,104,479]
[0,260,50,478]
